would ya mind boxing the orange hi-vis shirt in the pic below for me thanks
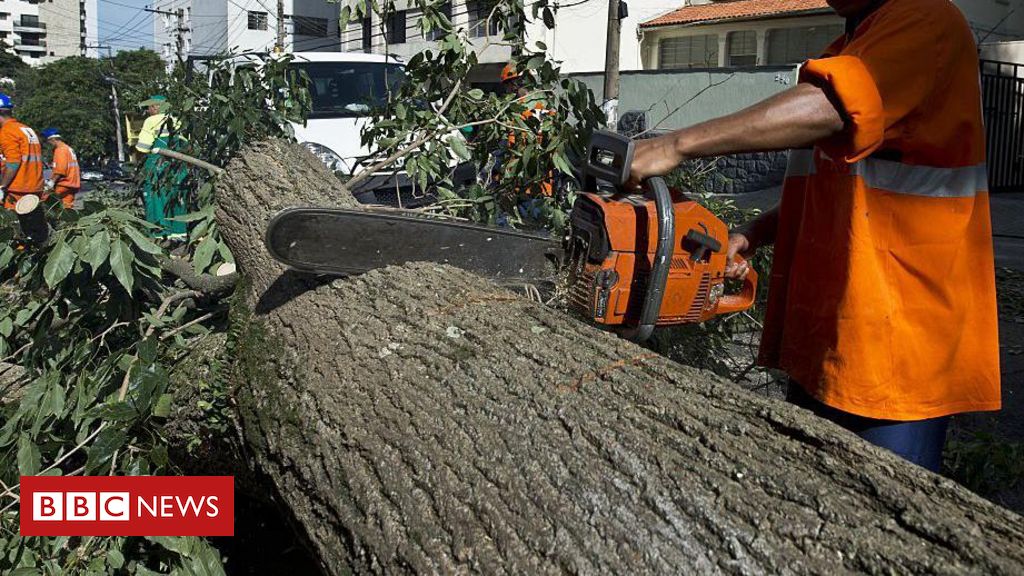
[52,141,80,208]
[758,0,1000,421]
[0,118,44,207]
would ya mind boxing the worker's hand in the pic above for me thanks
[626,134,685,190]
[725,232,752,280]
[44,179,54,192]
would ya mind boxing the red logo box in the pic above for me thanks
[20,476,233,536]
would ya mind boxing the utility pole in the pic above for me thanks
[602,0,624,130]
[144,5,187,66]
[91,44,126,163]
[275,0,285,53]
[176,8,186,62]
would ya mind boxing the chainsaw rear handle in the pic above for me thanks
[716,254,759,315]
[622,175,673,343]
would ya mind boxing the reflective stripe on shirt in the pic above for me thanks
[784,149,987,197]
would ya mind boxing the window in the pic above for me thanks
[427,1,451,41]
[386,10,406,44]
[767,25,843,65]
[0,13,9,20]
[468,1,500,38]
[247,11,268,31]
[362,16,372,52]
[658,34,718,69]
[727,30,757,66]
[294,16,329,37]
[290,61,405,119]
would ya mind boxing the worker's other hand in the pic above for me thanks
[44,179,54,192]
[626,134,685,190]
[725,232,752,279]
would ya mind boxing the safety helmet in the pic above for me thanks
[500,63,522,83]
[0,93,13,110]
[41,128,60,140]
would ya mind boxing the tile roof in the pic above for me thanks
[641,0,831,28]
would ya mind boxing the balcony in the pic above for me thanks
[13,19,45,33]
[14,40,46,52]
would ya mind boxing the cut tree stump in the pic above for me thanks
[214,139,1024,575]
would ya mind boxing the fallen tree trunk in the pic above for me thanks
[214,139,1024,575]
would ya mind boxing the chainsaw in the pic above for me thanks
[265,130,757,341]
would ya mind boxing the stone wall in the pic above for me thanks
[707,151,790,195]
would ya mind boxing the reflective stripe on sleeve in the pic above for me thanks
[783,149,987,197]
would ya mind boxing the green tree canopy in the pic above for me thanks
[110,48,168,109]
[14,56,114,163]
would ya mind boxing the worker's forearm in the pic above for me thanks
[673,83,845,159]
[735,205,780,249]
[1,163,19,189]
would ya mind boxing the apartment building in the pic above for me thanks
[0,0,97,65]
[152,0,340,67]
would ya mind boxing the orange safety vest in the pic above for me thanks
[52,141,81,208]
[758,0,1000,421]
[0,118,44,209]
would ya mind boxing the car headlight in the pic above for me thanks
[302,142,349,173]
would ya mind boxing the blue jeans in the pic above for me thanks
[787,384,950,472]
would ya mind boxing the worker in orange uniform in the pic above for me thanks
[629,0,999,472]
[41,128,80,209]
[500,62,556,199]
[0,94,44,211]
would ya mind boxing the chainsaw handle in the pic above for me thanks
[716,255,758,315]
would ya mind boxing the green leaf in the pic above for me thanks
[467,88,484,100]
[98,402,138,423]
[107,549,125,570]
[83,229,111,274]
[17,434,40,476]
[153,393,174,418]
[85,427,126,473]
[447,136,471,161]
[14,302,40,327]
[192,236,217,274]
[122,225,163,255]
[41,382,66,418]
[0,317,12,337]
[109,240,135,293]
[553,152,575,176]
[43,239,76,289]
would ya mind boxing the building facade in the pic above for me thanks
[345,0,1024,78]
[152,0,340,68]
[639,0,1024,71]
[0,0,96,65]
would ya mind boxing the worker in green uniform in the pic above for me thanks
[136,95,187,239]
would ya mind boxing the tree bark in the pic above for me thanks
[214,139,1024,575]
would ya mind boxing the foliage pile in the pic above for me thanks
[0,201,229,573]
[0,53,308,574]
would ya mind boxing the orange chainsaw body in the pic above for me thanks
[567,189,757,328]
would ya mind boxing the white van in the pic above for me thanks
[288,52,403,175]
[288,52,468,207]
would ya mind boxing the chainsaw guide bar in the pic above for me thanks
[265,207,560,281]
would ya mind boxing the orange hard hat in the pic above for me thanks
[501,63,521,83]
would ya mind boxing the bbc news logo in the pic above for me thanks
[20,476,233,536]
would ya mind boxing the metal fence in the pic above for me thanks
[981,59,1024,193]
